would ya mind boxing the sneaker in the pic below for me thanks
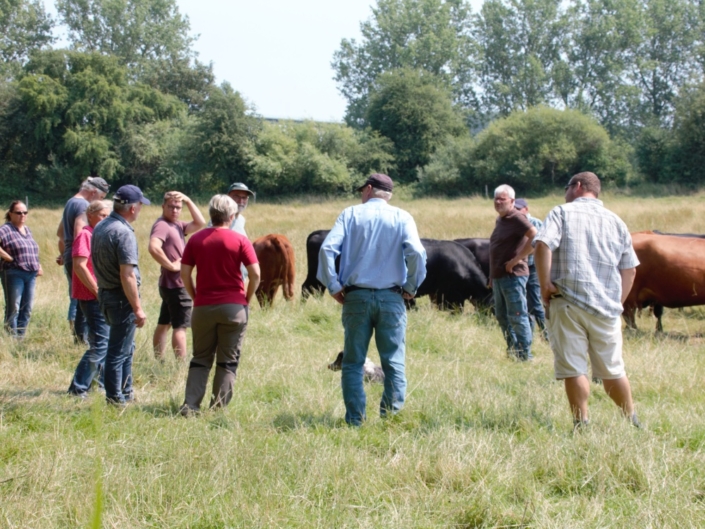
[179,404,197,417]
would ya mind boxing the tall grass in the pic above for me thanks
[1,193,705,527]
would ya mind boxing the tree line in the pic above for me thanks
[1,0,704,203]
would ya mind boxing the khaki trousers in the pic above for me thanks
[183,303,248,411]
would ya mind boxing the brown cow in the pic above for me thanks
[252,234,295,307]
[624,231,705,332]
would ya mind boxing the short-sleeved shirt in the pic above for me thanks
[62,196,89,265]
[489,208,534,279]
[181,227,258,307]
[91,211,141,291]
[534,197,639,319]
[0,223,40,272]
[150,217,189,289]
[71,226,96,301]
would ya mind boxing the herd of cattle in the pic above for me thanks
[252,229,705,333]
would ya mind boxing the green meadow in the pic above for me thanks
[2,192,705,528]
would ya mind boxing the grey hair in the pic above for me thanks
[371,187,392,201]
[209,194,237,226]
[86,199,112,216]
[113,201,132,213]
[494,184,515,199]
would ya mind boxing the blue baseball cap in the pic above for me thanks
[113,185,150,205]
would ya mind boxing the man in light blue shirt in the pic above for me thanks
[318,173,427,426]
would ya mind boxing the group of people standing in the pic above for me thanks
[317,171,639,430]
[1,170,640,430]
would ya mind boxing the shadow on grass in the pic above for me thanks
[138,398,183,418]
[273,411,345,431]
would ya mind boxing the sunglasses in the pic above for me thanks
[12,210,28,215]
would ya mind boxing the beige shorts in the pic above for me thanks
[547,297,625,380]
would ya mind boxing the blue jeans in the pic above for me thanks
[68,299,109,395]
[493,275,533,360]
[526,264,547,339]
[99,289,136,404]
[64,263,86,340]
[341,288,407,426]
[4,268,37,336]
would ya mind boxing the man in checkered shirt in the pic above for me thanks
[534,171,641,430]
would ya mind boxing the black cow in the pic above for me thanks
[418,239,491,310]
[453,238,490,279]
[301,230,491,310]
[301,229,331,299]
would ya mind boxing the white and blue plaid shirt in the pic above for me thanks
[534,197,639,319]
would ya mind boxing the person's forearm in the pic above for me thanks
[149,241,177,271]
[0,246,12,262]
[185,198,206,229]
[620,268,637,304]
[534,242,552,287]
[245,264,261,303]
[120,270,142,313]
[75,261,98,297]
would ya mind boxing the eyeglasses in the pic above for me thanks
[12,211,28,215]
[564,183,577,190]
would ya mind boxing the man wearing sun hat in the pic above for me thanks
[91,184,150,405]
[226,182,255,236]
[318,173,427,426]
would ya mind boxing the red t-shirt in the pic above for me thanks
[71,226,96,301]
[150,217,189,288]
[181,227,258,307]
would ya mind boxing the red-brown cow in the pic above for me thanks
[252,234,295,307]
[624,231,705,332]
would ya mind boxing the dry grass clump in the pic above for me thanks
[1,193,705,526]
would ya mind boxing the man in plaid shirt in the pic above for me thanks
[534,172,641,430]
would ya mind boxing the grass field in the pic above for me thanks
[2,192,705,528]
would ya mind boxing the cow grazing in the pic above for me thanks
[327,351,385,383]
[624,231,705,332]
[418,239,492,310]
[454,237,490,278]
[252,234,295,307]
[301,229,331,299]
[301,230,491,311]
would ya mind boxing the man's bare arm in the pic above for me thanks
[619,268,637,304]
[119,264,146,328]
[148,237,180,272]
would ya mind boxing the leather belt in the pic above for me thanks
[344,285,403,295]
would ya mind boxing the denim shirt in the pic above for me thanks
[317,198,427,295]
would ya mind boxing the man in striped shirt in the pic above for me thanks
[534,171,640,430]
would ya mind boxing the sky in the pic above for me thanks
[47,0,484,122]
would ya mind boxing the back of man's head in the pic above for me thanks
[571,172,601,196]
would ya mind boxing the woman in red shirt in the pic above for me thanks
[179,194,261,415]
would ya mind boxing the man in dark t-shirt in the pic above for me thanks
[148,191,206,360]
[57,176,110,343]
[489,184,538,361]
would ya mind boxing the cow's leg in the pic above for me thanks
[622,303,637,330]
[654,305,664,333]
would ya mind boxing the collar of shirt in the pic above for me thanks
[109,211,135,232]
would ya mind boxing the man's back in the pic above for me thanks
[62,196,89,262]
[317,198,426,293]
[538,197,636,318]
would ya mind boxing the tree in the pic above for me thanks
[0,0,54,79]
[470,106,631,192]
[3,50,183,195]
[56,0,195,75]
[365,68,466,183]
[669,82,705,184]
[332,0,476,127]
[624,0,698,129]
[472,0,566,118]
[558,0,641,135]
[185,82,260,194]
